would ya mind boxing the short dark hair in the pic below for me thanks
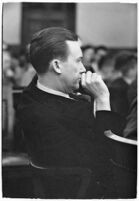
[29,27,78,74]
[95,45,108,53]
[81,44,95,53]
[114,51,137,75]
[98,53,115,70]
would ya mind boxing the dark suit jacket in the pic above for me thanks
[123,97,137,140]
[17,77,125,198]
[109,78,129,117]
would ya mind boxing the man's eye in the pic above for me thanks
[77,59,82,63]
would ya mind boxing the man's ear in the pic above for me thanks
[51,59,62,74]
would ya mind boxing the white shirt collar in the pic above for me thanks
[37,80,71,99]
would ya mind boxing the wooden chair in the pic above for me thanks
[2,154,92,198]
[2,152,32,198]
[2,85,25,151]
[30,161,92,199]
[104,130,137,198]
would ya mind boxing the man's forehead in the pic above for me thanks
[66,40,82,56]
[66,40,81,47]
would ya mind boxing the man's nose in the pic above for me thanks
[80,64,86,73]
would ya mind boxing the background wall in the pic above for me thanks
[76,3,137,48]
[3,3,22,45]
[3,2,137,48]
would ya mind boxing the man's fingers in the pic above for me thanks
[91,73,103,84]
[81,72,99,87]
[81,73,86,87]
[86,71,92,84]
[81,71,93,87]
[91,73,99,80]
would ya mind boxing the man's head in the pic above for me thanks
[81,45,95,68]
[95,45,108,62]
[98,54,115,81]
[3,50,12,71]
[29,27,86,93]
[114,51,137,83]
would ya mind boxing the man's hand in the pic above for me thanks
[81,71,111,111]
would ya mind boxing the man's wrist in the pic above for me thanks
[95,96,111,111]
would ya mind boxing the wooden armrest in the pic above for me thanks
[104,130,137,171]
[2,153,30,166]
[104,130,137,146]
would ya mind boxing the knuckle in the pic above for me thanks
[86,79,91,85]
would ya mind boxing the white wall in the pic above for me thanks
[3,2,22,45]
[3,3,137,48]
[76,3,137,48]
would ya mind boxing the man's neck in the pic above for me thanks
[37,75,72,99]
[38,74,61,91]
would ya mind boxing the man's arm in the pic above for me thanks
[81,71,125,135]
[81,71,111,112]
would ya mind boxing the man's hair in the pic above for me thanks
[81,44,95,53]
[98,53,115,70]
[29,27,78,74]
[95,45,108,53]
[114,51,137,75]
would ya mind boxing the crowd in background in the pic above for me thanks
[2,40,137,140]
[81,44,137,139]
[3,42,137,88]
[3,42,36,88]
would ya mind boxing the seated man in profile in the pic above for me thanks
[17,27,126,198]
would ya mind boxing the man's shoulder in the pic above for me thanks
[111,78,124,86]
[18,82,54,119]
[109,78,128,91]
[17,95,58,126]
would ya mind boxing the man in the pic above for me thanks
[18,27,125,198]
[123,79,137,140]
[109,51,137,117]
[81,44,95,72]
[97,53,115,87]
[92,45,108,73]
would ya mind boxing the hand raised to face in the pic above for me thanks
[81,71,110,101]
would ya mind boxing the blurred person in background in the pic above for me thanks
[3,43,14,85]
[122,78,137,140]
[95,46,108,62]
[11,48,36,87]
[109,51,137,117]
[81,44,95,72]
[92,45,108,73]
[97,53,116,87]
[2,42,15,147]
[127,77,137,106]
[18,56,36,87]
[3,41,8,51]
